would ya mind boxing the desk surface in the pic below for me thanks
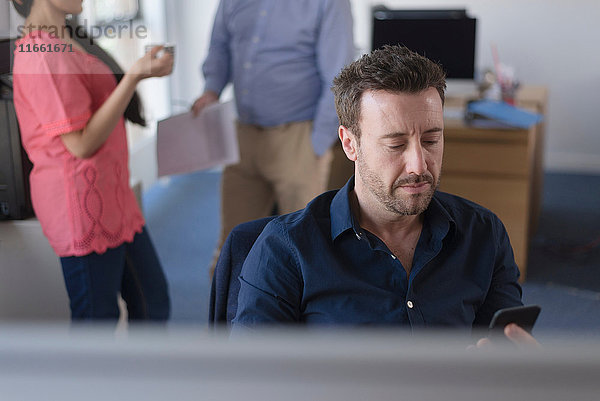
[445,85,548,111]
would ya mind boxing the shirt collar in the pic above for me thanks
[423,192,457,240]
[330,176,362,240]
[331,176,457,241]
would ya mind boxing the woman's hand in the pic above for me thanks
[128,46,174,82]
[61,46,173,159]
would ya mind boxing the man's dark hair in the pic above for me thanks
[332,45,446,138]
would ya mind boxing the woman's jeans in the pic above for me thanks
[60,227,170,322]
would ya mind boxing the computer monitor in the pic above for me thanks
[1,326,599,401]
[372,7,477,80]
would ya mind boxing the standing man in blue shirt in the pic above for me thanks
[233,45,538,345]
[192,0,355,275]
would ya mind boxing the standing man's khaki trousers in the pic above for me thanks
[211,120,333,275]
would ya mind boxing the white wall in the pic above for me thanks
[165,0,221,114]
[349,0,600,174]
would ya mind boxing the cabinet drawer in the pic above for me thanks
[440,176,529,223]
[443,138,529,177]
[439,176,530,278]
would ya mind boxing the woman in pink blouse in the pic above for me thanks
[11,0,172,322]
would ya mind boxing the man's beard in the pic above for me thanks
[356,151,439,216]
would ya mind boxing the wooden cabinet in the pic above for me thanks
[441,86,548,281]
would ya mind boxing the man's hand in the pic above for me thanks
[191,91,219,117]
[503,323,541,348]
[474,323,541,350]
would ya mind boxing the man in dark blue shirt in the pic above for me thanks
[233,45,533,343]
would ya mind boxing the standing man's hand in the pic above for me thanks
[191,91,219,117]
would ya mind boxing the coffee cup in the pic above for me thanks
[145,43,175,58]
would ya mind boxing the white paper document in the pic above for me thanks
[157,101,239,177]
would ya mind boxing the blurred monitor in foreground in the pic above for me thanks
[1,325,599,401]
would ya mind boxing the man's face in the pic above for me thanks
[347,88,444,216]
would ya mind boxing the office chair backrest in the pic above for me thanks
[209,216,276,326]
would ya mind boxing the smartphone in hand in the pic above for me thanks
[488,305,541,340]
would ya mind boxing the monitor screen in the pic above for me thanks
[372,8,477,80]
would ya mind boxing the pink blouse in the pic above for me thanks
[12,30,144,257]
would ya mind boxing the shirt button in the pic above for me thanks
[391,254,396,260]
[252,36,259,43]
[355,233,361,240]
[241,89,249,95]
[243,62,252,69]
[407,301,414,309]
[260,10,267,17]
